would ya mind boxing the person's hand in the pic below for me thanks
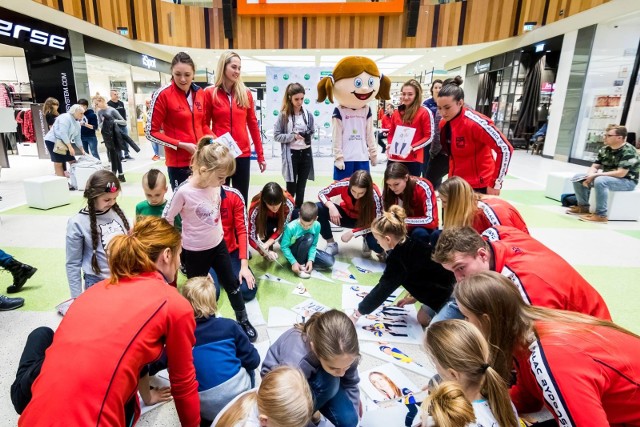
[486,187,501,196]
[370,155,377,167]
[266,251,279,262]
[304,261,313,272]
[335,159,345,170]
[178,142,196,154]
[396,296,417,307]
[239,265,255,290]
[292,262,301,274]
[328,204,342,225]
[294,133,305,141]
[341,230,354,243]
[350,309,361,325]
[583,174,597,187]
[263,239,275,250]
[259,160,267,173]
[144,386,172,406]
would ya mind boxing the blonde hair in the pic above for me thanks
[422,381,475,427]
[43,97,60,116]
[371,205,407,239]
[216,366,314,427]
[182,276,217,319]
[439,177,479,229]
[107,216,180,284]
[369,371,402,399]
[191,136,236,176]
[425,320,518,427]
[295,309,359,361]
[212,51,250,109]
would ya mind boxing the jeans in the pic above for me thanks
[226,156,251,204]
[309,369,359,427]
[426,298,464,326]
[210,249,257,302]
[316,203,384,254]
[572,174,637,217]
[408,227,434,246]
[84,273,103,291]
[377,133,387,153]
[151,141,160,157]
[167,166,192,191]
[11,327,54,414]
[387,160,421,177]
[0,249,13,266]
[288,233,334,270]
[81,136,100,160]
[286,147,312,209]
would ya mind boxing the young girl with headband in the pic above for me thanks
[262,310,361,427]
[163,136,258,342]
[350,205,455,327]
[438,176,528,234]
[425,319,520,427]
[65,170,129,299]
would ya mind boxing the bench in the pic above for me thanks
[589,187,640,221]
[544,172,575,202]
[23,176,70,210]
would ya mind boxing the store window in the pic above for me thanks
[570,13,640,162]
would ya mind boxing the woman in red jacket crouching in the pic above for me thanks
[14,217,201,427]
[146,52,213,190]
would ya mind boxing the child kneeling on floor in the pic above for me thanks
[182,276,261,426]
[280,201,335,279]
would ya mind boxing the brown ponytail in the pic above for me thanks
[295,309,360,361]
[371,205,407,239]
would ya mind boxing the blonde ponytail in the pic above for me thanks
[371,205,407,239]
[422,381,475,427]
[191,135,236,176]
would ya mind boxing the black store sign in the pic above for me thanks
[0,7,76,113]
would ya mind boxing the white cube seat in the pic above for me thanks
[23,176,70,210]
[544,172,576,201]
[589,187,640,221]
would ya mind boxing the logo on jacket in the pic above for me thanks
[511,246,523,255]
[455,136,465,148]
[194,101,203,112]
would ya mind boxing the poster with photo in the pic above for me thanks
[360,341,436,378]
[291,299,331,319]
[355,304,423,344]
[342,284,401,310]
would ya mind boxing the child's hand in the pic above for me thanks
[292,263,301,274]
[396,296,417,307]
[328,204,342,225]
[144,386,172,405]
[341,230,354,243]
[304,261,313,272]
[266,251,279,262]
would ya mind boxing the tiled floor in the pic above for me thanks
[1,141,638,425]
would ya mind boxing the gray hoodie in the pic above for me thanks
[65,208,127,298]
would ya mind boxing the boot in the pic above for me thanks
[0,294,24,311]
[4,259,37,294]
[235,309,258,343]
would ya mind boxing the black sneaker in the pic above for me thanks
[124,155,134,160]
[239,320,258,343]
[0,295,24,311]
[118,174,126,183]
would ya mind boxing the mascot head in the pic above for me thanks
[317,56,391,109]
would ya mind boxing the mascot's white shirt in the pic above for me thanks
[334,105,371,162]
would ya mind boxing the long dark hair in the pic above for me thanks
[281,83,305,122]
[349,170,376,228]
[438,75,465,101]
[251,182,287,240]
[400,79,423,124]
[383,163,416,217]
[84,170,130,274]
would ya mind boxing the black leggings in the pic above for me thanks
[167,166,192,191]
[226,156,251,204]
[11,327,54,414]
[286,147,312,209]
[425,152,449,189]
[182,239,245,313]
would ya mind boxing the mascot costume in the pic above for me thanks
[318,56,391,180]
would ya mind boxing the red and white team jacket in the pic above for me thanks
[387,106,434,164]
[392,177,439,230]
[482,226,611,320]
[220,186,249,260]
[511,320,640,426]
[248,192,295,252]
[318,178,383,237]
[441,107,513,190]
[204,86,265,163]
[473,197,529,234]
[146,81,213,168]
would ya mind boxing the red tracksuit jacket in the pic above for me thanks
[473,197,529,234]
[220,185,249,259]
[391,177,439,230]
[511,321,640,426]
[318,178,383,237]
[146,81,213,168]
[19,272,200,427]
[204,86,265,163]
[441,107,513,190]
[482,226,611,320]
[248,192,295,252]
[380,113,393,132]
[387,106,434,164]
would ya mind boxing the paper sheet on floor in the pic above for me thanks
[352,257,385,273]
[310,269,334,283]
[360,341,436,378]
[332,269,357,283]
[342,284,401,310]
[355,304,423,344]
[258,273,295,285]
[245,298,266,326]
[292,283,312,297]
[267,307,298,328]
[291,299,330,320]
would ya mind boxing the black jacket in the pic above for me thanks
[358,237,455,315]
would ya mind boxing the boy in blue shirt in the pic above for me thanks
[281,201,335,278]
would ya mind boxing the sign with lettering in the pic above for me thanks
[142,54,157,69]
[0,8,70,56]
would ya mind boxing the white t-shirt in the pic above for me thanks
[290,112,309,150]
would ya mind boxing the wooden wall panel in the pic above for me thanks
[31,0,611,50]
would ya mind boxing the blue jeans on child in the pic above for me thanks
[572,174,637,217]
[309,369,359,427]
[210,249,257,302]
[81,136,100,160]
[423,297,464,326]
[289,233,334,270]
[0,249,13,266]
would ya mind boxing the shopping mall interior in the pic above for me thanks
[1,0,639,425]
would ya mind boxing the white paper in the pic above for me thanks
[332,269,357,283]
[354,304,423,344]
[216,132,243,158]
[361,341,436,378]
[389,126,416,158]
[352,257,386,273]
[310,269,334,283]
[292,283,312,298]
[332,260,351,271]
[258,273,295,285]
[342,284,401,311]
[245,298,266,326]
[291,299,330,319]
[267,307,298,328]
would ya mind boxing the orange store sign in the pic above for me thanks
[237,0,404,16]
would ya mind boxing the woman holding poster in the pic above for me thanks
[386,79,434,177]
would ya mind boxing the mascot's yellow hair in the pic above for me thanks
[317,56,391,103]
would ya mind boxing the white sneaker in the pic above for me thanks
[330,224,343,232]
[362,240,372,257]
[298,271,311,279]
[325,242,339,256]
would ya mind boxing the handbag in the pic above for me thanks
[53,139,69,155]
